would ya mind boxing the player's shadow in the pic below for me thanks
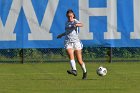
[76,78,98,80]
[29,78,98,80]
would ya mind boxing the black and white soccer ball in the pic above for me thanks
[96,66,107,76]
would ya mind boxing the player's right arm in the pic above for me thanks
[57,22,68,39]
[57,32,66,39]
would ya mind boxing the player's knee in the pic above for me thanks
[78,60,83,65]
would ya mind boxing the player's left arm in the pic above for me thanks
[65,19,83,31]
[74,23,83,27]
[74,19,83,27]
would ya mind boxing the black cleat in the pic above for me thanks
[82,72,87,80]
[67,70,77,76]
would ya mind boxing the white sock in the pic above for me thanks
[81,62,86,73]
[70,60,76,70]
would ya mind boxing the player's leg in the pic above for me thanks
[66,46,77,76]
[66,48,76,70]
[75,49,87,79]
[74,42,87,79]
[74,49,87,72]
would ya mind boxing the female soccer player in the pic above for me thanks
[57,9,87,79]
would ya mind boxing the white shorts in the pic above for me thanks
[65,42,83,50]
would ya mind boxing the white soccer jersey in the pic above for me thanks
[64,19,80,43]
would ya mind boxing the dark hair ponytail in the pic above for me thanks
[66,9,76,18]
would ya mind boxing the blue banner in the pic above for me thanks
[0,0,140,49]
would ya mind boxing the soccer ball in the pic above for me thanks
[96,66,107,76]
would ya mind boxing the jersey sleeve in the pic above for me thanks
[74,19,81,24]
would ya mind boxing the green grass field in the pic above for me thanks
[0,62,140,93]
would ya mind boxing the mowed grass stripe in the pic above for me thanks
[0,62,139,93]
